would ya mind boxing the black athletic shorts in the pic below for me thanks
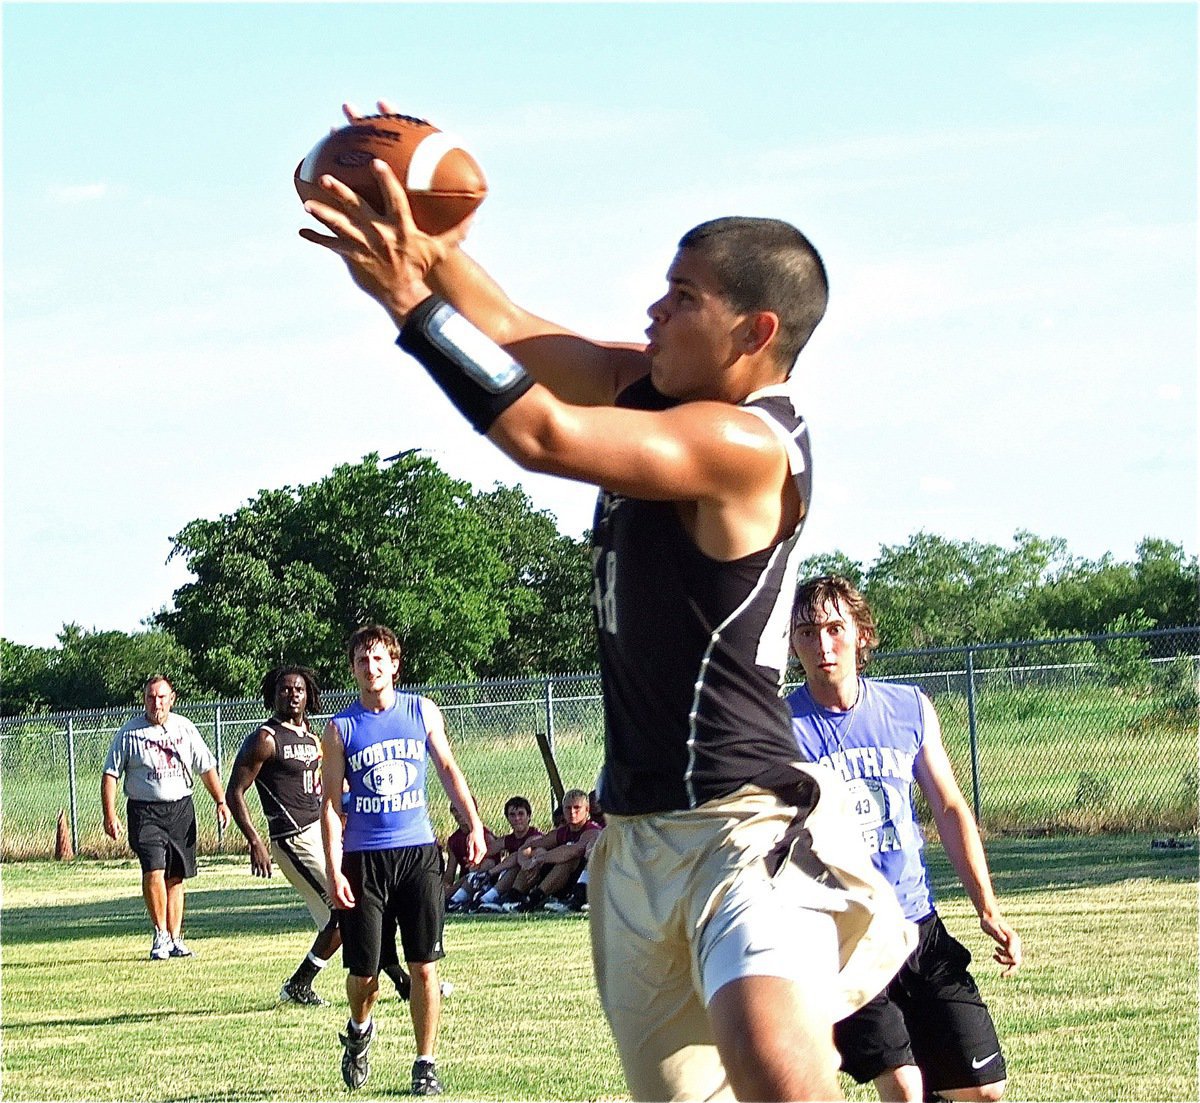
[127,797,198,879]
[338,843,445,977]
[835,911,1006,1091]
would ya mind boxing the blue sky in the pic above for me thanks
[4,2,1196,649]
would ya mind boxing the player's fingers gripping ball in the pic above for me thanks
[295,113,487,236]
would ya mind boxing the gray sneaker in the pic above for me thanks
[339,1021,374,1090]
[149,928,172,960]
[168,936,194,958]
[411,1058,443,1096]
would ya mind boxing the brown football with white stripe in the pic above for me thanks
[295,113,487,235]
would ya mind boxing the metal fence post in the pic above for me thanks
[965,647,982,824]
[66,716,79,854]
[544,676,556,811]
[214,704,224,850]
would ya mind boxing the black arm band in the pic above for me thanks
[396,296,535,434]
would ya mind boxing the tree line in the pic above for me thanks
[3,453,1196,714]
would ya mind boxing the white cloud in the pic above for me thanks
[49,181,108,203]
[1011,35,1177,95]
[753,125,1054,176]
[468,102,686,151]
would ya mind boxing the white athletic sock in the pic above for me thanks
[479,887,500,904]
[307,951,328,970]
[350,1015,372,1035]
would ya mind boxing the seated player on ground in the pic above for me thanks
[474,795,543,912]
[503,788,602,913]
[444,797,497,912]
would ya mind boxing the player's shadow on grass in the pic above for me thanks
[0,884,315,947]
[926,832,1198,898]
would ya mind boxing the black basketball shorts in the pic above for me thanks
[835,911,1007,1091]
[338,843,446,977]
[127,797,198,879]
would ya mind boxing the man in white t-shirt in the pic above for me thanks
[101,674,230,960]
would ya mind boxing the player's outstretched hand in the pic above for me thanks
[342,99,400,124]
[300,158,446,326]
[981,913,1023,976]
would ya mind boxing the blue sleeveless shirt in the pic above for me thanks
[332,693,436,852]
[787,678,933,921]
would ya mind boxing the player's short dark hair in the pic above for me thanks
[346,624,404,681]
[791,575,879,673]
[143,673,175,693]
[261,665,322,714]
[504,795,532,816]
[678,216,828,373]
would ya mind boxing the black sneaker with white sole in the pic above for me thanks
[279,980,329,1007]
[338,1020,374,1090]
[411,1058,443,1096]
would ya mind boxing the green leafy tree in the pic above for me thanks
[0,638,55,715]
[10,624,202,711]
[864,530,1066,650]
[472,485,595,676]
[1030,553,1142,636]
[159,453,521,694]
[794,550,867,589]
[1130,539,1199,628]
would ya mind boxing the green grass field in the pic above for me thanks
[2,834,1196,1101]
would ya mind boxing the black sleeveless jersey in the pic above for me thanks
[592,375,814,815]
[253,718,322,839]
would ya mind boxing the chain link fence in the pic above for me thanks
[2,628,1195,861]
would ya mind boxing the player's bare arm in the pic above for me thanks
[423,699,487,865]
[320,720,354,909]
[100,773,122,838]
[536,830,600,866]
[199,768,231,830]
[301,160,645,408]
[301,161,800,558]
[914,696,1023,975]
[489,390,799,559]
[228,726,278,877]
[336,99,648,406]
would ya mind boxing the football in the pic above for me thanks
[295,113,487,235]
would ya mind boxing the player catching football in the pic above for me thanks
[300,100,915,1102]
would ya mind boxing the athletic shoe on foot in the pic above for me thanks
[149,928,172,960]
[339,1021,374,1090]
[168,936,194,958]
[279,980,329,1006]
[411,1058,443,1096]
[543,897,572,914]
[476,901,504,913]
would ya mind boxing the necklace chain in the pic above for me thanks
[818,679,862,758]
